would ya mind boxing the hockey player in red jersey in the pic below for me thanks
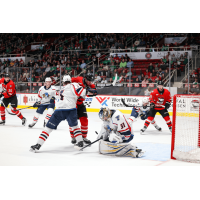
[140,81,172,134]
[0,74,26,125]
[70,74,98,144]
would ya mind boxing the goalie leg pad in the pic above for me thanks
[0,106,5,121]
[99,140,142,158]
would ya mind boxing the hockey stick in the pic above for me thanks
[121,98,165,108]
[16,101,51,111]
[79,131,101,151]
[0,97,16,115]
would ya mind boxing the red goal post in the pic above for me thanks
[171,94,200,162]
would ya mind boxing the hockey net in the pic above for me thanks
[171,94,200,163]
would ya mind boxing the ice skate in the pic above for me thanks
[140,126,147,135]
[83,137,91,145]
[30,144,41,153]
[169,127,172,133]
[74,141,84,150]
[28,123,36,128]
[155,125,162,131]
[71,137,76,144]
[0,120,5,125]
[22,117,27,126]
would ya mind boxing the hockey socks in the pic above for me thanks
[32,113,41,124]
[44,108,54,124]
[11,107,24,119]
[0,106,5,121]
[79,116,88,138]
[163,116,172,131]
[37,127,53,146]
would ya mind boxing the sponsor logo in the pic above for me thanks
[83,97,93,107]
[191,99,199,111]
[49,122,55,126]
[145,52,152,59]
[96,97,110,106]
[23,95,28,105]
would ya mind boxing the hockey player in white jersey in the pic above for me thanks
[28,77,57,128]
[30,75,86,152]
[128,97,161,134]
[97,107,144,158]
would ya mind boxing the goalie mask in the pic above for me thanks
[99,107,111,122]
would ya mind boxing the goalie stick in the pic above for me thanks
[79,131,102,151]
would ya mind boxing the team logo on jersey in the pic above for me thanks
[96,97,110,107]
[157,97,164,104]
[43,92,50,98]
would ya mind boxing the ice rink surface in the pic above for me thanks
[0,109,199,166]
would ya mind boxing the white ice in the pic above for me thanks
[0,109,199,166]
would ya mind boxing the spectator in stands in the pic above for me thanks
[127,58,134,68]
[135,77,141,83]
[144,69,150,77]
[80,60,86,70]
[25,88,30,93]
[193,78,199,89]
[101,76,107,84]
[139,38,146,47]
[32,87,37,93]
[114,54,120,61]
[144,86,152,96]
[152,69,156,76]
[23,69,29,78]
[119,59,127,68]
[191,69,198,77]
[108,78,113,83]
[148,63,154,73]
[142,77,148,84]
[148,73,156,83]
[94,73,101,83]
[110,62,116,71]
[160,62,167,70]
[131,44,137,52]
[154,77,160,84]
[96,50,101,58]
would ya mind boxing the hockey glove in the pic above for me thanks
[33,101,41,108]
[150,103,155,109]
[0,93,4,98]
[165,102,171,110]
[50,96,55,104]
[86,88,98,96]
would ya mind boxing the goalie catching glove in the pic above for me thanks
[165,101,171,110]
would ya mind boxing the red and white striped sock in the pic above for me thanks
[0,106,5,121]
[11,107,23,119]
[37,127,53,146]
[72,125,82,142]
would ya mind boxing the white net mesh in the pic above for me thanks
[173,95,200,162]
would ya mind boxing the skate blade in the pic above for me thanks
[29,148,36,153]
[23,120,27,126]
[74,145,83,150]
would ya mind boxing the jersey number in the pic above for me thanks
[120,123,126,129]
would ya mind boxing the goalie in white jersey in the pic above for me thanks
[28,77,57,128]
[30,75,86,152]
[128,97,161,134]
[97,107,144,158]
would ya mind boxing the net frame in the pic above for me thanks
[171,94,200,162]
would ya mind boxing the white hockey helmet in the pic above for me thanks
[63,75,71,82]
[45,77,52,82]
[142,97,149,105]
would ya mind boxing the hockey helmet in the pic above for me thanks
[45,77,52,82]
[142,97,149,105]
[63,75,71,82]
[85,73,94,81]
[157,81,164,86]
[4,74,10,78]
[99,107,111,121]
